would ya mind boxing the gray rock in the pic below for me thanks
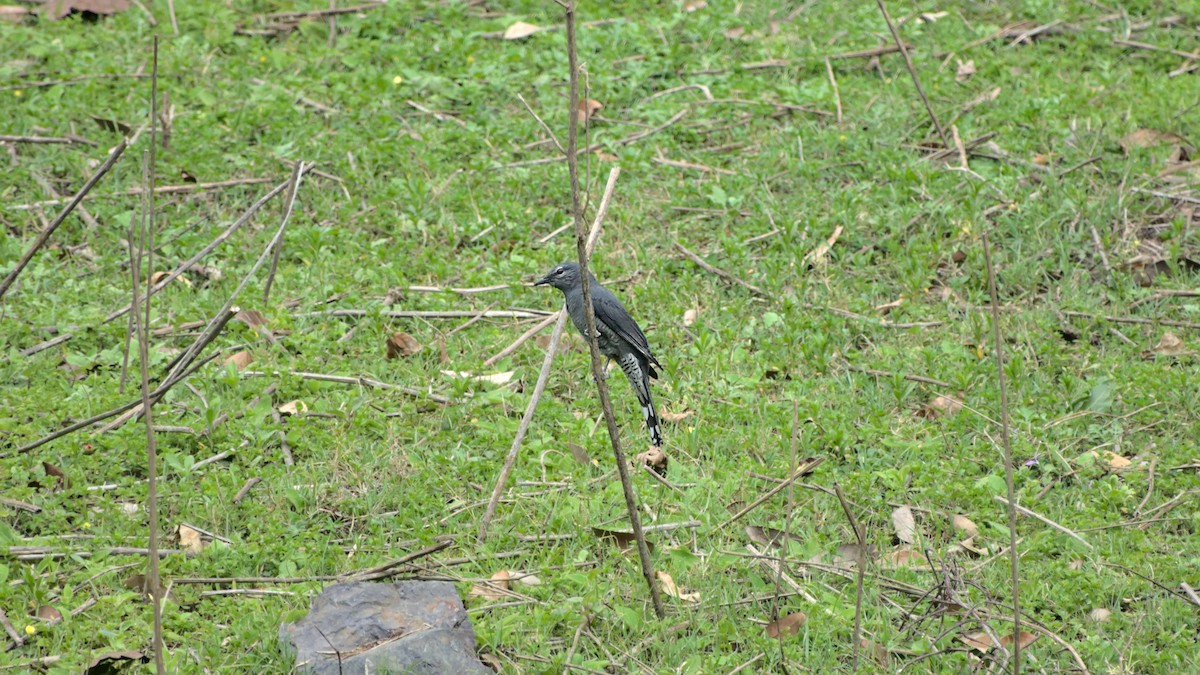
[279,581,490,674]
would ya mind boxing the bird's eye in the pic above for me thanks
[555,267,564,275]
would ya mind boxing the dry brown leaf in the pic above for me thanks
[959,629,1038,652]
[891,505,917,544]
[802,225,843,267]
[635,447,668,477]
[47,0,130,20]
[881,545,931,570]
[835,543,876,567]
[511,571,542,587]
[42,461,68,489]
[683,308,698,326]
[576,99,603,124]
[386,332,423,359]
[503,21,542,40]
[279,399,308,416]
[224,351,253,371]
[1101,450,1132,470]
[593,527,655,554]
[36,605,63,623]
[469,570,513,601]
[952,514,979,538]
[765,611,806,638]
[955,59,976,82]
[918,394,962,419]
[660,407,694,423]
[1145,331,1190,358]
[657,571,700,603]
[234,309,268,329]
[150,270,191,288]
[437,337,449,364]
[949,536,988,557]
[178,524,205,553]
[1089,607,1112,623]
[683,0,706,11]
[568,442,591,465]
[1068,559,1084,570]
[723,26,746,40]
[1120,128,1187,154]
[85,651,147,674]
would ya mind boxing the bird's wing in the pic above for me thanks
[593,289,662,372]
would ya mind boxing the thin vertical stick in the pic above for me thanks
[139,35,165,675]
[983,233,1020,674]
[824,58,843,126]
[835,483,865,672]
[565,0,664,618]
[119,199,141,394]
[262,161,303,306]
[478,169,616,541]
[875,0,950,148]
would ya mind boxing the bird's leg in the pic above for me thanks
[592,357,613,383]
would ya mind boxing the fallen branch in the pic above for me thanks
[0,139,128,301]
[674,241,775,299]
[7,177,273,211]
[241,370,453,405]
[875,0,949,147]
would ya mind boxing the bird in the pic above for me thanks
[534,261,664,447]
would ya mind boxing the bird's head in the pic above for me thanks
[534,261,582,292]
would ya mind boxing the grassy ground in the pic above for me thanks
[2,1,1199,672]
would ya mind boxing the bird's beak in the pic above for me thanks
[533,274,552,287]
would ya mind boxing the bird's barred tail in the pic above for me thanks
[620,353,663,447]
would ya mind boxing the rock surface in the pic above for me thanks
[279,580,490,674]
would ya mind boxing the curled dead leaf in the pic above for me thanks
[177,524,205,553]
[656,571,700,603]
[891,505,917,544]
[1144,331,1190,358]
[36,604,63,624]
[959,629,1038,652]
[576,99,603,125]
[1089,607,1112,623]
[683,0,706,11]
[1120,128,1187,154]
[469,570,513,601]
[278,399,308,416]
[635,447,668,477]
[386,332,423,359]
[234,309,268,329]
[592,527,655,555]
[151,270,191,288]
[568,442,591,465]
[511,571,542,587]
[955,59,976,82]
[659,407,694,424]
[683,308,698,326]
[765,611,806,638]
[881,545,931,570]
[835,542,876,568]
[85,651,147,674]
[503,21,542,40]
[223,351,253,371]
[952,514,979,538]
[918,394,962,419]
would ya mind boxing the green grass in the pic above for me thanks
[2,1,1199,672]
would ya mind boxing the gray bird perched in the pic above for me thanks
[535,261,664,447]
